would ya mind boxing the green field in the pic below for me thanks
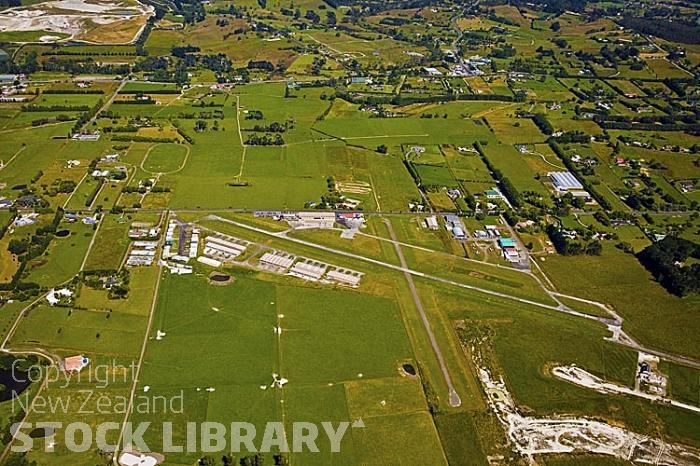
[141,144,189,173]
[131,271,445,465]
[0,2,698,464]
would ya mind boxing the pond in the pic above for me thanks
[0,367,32,402]
[210,273,231,283]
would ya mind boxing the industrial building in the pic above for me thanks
[548,171,584,191]
[259,252,295,272]
[424,215,439,230]
[326,269,363,287]
[289,260,327,281]
[444,214,467,240]
[293,212,336,229]
[498,237,520,262]
[203,235,247,260]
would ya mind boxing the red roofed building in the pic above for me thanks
[61,355,89,373]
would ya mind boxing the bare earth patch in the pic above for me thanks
[0,0,153,44]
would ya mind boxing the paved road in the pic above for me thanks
[382,219,462,408]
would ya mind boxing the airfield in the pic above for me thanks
[0,0,698,464]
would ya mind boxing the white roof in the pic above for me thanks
[548,171,583,190]
[206,236,246,252]
[260,252,295,269]
[326,270,362,286]
[197,256,222,268]
[290,261,326,280]
[297,211,336,220]
[205,242,243,257]
[118,452,158,466]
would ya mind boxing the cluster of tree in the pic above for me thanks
[209,5,243,18]
[245,110,264,120]
[177,52,232,74]
[133,57,189,85]
[174,125,195,144]
[177,110,224,119]
[84,179,104,207]
[41,49,137,57]
[2,452,37,466]
[664,79,687,98]
[134,56,169,72]
[245,133,285,145]
[310,57,326,75]
[486,10,520,27]
[511,0,588,14]
[532,113,553,135]
[122,185,170,194]
[46,179,77,196]
[102,125,139,133]
[596,113,698,126]
[550,130,590,144]
[69,98,103,136]
[198,453,287,465]
[305,9,321,23]
[321,0,442,13]
[379,16,410,26]
[31,114,74,126]
[336,91,515,108]
[22,104,90,112]
[40,57,130,76]
[600,44,640,63]
[637,236,700,296]
[491,45,516,59]
[247,60,275,71]
[171,45,201,58]
[135,17,156,55]
[596,120,700,133]
[42,89,104,95]
[153,0,206,24]
[120,89,180,95]
[8,208,64,265]
[244,122,286,133]
[111,134,178,143]
[546,224,603,256]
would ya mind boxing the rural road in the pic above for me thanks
[113,212,168,461]
[83,78,127,130]
[382,219,462,407]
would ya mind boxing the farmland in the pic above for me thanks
[0,0,698,464]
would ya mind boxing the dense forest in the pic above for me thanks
[637,236,700,296]
[619,16,700,45]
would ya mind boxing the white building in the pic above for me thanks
[424,215,439,230]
